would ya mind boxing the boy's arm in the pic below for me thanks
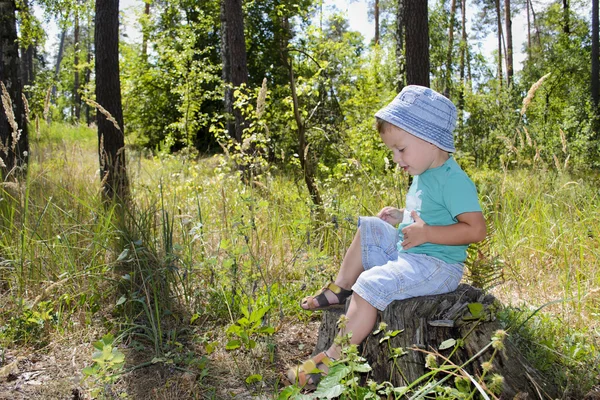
[400,211,487,249]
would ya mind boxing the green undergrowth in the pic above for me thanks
[0,123,598,397]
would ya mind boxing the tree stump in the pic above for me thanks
[314,284,560,399]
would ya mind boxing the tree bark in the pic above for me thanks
[592,0,599,136]
[285,53,322,209]
[74,9,81,121]
[141,0,150,62]
[18,0,34,88]
[51,29,66,109]
[563,0,570,34]
[95,0,128,201]
[374,0,380,45]
[458,0,467,129]
[395,0,405,93]
[526,0,532,60]
[404,0,429,87]
[444,0,457,98]
[315,284,560,398]
[504,0,513,86]
[220,0,248,143]
[496,0,503,86]
[0,0,29,178]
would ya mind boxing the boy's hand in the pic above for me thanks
[377,206,404,226]
[401,211,428,249]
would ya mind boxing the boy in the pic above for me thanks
[288,85,487,389]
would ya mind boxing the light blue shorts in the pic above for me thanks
[353,216,464,311]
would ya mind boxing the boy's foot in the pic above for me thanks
[286,351,333,389]
[300,282,352,311]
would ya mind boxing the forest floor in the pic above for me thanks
[0,318,321,399]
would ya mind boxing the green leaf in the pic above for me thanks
[205,341,218,355]
[116,295,126,306]
[352,362,372,373]
[116,249,129,262]
[468,302,484,318]
[439,338,457,350]
[82,365,97,376]
[111,349,125,364]
[258,326,275,335]
[91,350,104,362]
[245,374,262,384]
[190,313,200,324]
[226,325,242,336]
[249,306,269,322]
[278,385,300,400]
[388,329,404,337]
[225,339,241,350]
[313,383,344,399]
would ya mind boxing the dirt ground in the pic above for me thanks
[0,319,321,400]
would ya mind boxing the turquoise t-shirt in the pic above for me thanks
[397,157,482,264]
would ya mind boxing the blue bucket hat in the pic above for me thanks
[375,85,457,153]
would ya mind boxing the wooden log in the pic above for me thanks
[314,284,560,399]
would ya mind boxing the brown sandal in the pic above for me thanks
[300,282,352,311]
[286,351,334,389]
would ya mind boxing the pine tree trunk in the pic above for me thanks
[592,0,599,137]
[314,284,560,398]
[504,0,513,86]
[0,0,29,177]
[404,0,429,87]
[563,0,570,34]
[458,0,467,129]
[95,0,128,201]
[496,0,503,86]
[220,0,248,143]
[526,0,532,60]
[74,10,81,121]
[141,1,150,61]
[444,0,456,98]
[374,0,380,45]
[395,0,405,93]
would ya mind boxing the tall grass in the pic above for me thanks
[0,123,598,396]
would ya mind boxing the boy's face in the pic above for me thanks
[379,124,449,176]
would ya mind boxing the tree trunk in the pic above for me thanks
[458,0,467,129]
[285,53,322,209]
[563,0,570,34]
[444,0,457,98]
[526,0,532,60]
[529,1,541,51]
[18,0,34,88]
[404,0,429,87]
[374,0,380,45]
[220,0,248,143]
[51,29,66,108]
[504,0,513,86]
[496,0,503,86]
[141,1,151,61]
[74,9,81,121]
[0,0,29,178]
[85,20,92,126]
[315,284,560,398]
[95,0,128,201]
[395,0,405,93]
[592,0,599,136]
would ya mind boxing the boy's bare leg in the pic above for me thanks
[303,229,365,309]
[326,293,378,360]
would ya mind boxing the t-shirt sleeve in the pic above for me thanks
[443,173,482,218]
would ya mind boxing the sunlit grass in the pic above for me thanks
[0,124,598,396]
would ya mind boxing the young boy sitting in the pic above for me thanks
[288,85,487,389]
